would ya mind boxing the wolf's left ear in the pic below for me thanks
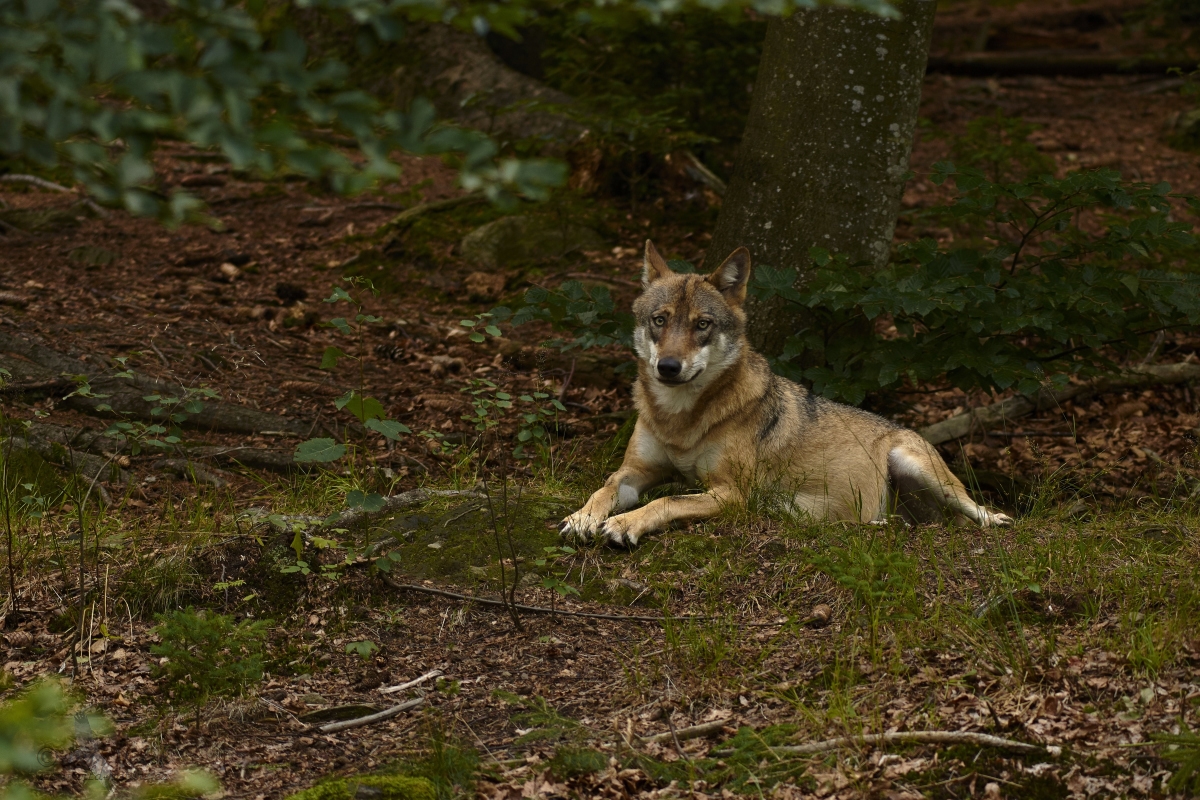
[706,247,752,305]
[643,240,673,287]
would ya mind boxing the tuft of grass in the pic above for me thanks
[393,728,479,800]
[546,747,608,780]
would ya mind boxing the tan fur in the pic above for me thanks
[560,241,1013,547]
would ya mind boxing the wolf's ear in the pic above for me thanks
[706,247,751,305]
[642,239,672,288]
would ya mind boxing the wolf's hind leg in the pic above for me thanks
[887,445,1013,527]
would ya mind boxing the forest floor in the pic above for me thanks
[2,1,1200,798]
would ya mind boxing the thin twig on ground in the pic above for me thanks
[318,696,424,733]
[639,718,730,745]
[713,730,1055,757]
[919,362,1200,445]
[382,576,813,627]
[378,669,443,695]
[0,174,73,192]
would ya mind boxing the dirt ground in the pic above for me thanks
[2,1,1200,798]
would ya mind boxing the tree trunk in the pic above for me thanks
[707,1,937,357]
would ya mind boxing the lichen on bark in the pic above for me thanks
[706,0,937,358]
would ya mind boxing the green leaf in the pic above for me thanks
[345,640,378,658]
[346,490,386,513]
[320,346,350,369]
[337,392,386,422]
[365,418,411,440]
[294,438,347,463]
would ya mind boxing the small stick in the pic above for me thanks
[712,730,1053,757]
[1,174,73,192]
[149,341,170,368]
[260,696,310,730]
[639,718,729,745]
[558,358,576,404]
[378,669,443,695]
[382,576,815,628]
[318,696,423,733]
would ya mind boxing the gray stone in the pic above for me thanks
[460,215,604,268]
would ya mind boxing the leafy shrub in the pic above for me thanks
[534,3,765,149]
[0,0,564,224]
[150,608,270,712]
[752,143,1200,403]
[1153,723,1200,794]
[492,279,634,352]
[0,680,79,776]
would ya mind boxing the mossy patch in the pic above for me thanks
[285,774,435,800]
[375,493,662,606]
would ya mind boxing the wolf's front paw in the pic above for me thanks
[559,510,604,543]
[599,514,644,548]
[985,511,1014,528]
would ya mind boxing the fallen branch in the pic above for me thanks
[679,151,727,197]
[0,332,310,436]
[0,174,74,192]
[152,458,231,488]
[639,719,730,745]
[382,193,485,233]
[714,730,1055,757]
[383,577,821,628]
[919,362,1200,445]
[925,54,1195,78]
[324,488,485,531]
[318,696,424,733]
[7,435,128,487]
[379,669,443,696]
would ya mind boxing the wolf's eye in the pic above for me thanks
[696,319,711,330]
[652,315,666,327]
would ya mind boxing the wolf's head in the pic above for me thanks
[632,240,752,395]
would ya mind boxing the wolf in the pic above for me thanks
[559,240,1013,547]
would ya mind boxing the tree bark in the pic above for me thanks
[707,1,937,357]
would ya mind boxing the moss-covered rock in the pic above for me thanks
[460,215,604,268]
[285,774,436,800]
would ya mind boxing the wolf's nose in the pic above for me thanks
[657,357,682,379]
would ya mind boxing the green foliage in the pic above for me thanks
[294,438,347,463]
[493,692,582,744]
[285,774,435,800]
[0,680,78,776]
[546,747,607,780]
[0,0,565,224]
[459,379,565,461]
[810,536,917,650]
[150,608,270,710]
[345,640,379,659]
[533,545,579,598]
[105,385,219,455]
[492,279,634,351]
[395,731,478,800]
[1153,723,1200,794]
[295,278,409,466]
[753,123,1200,403]
[131,771,222,800]
[534,4,765,152]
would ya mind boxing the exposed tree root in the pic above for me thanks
[926,54,1195,78]
[714,730,1055,757]
[383,576,826,628]
[0,332,310,435]
[920,362,1200,445]
[6,431,128,486]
